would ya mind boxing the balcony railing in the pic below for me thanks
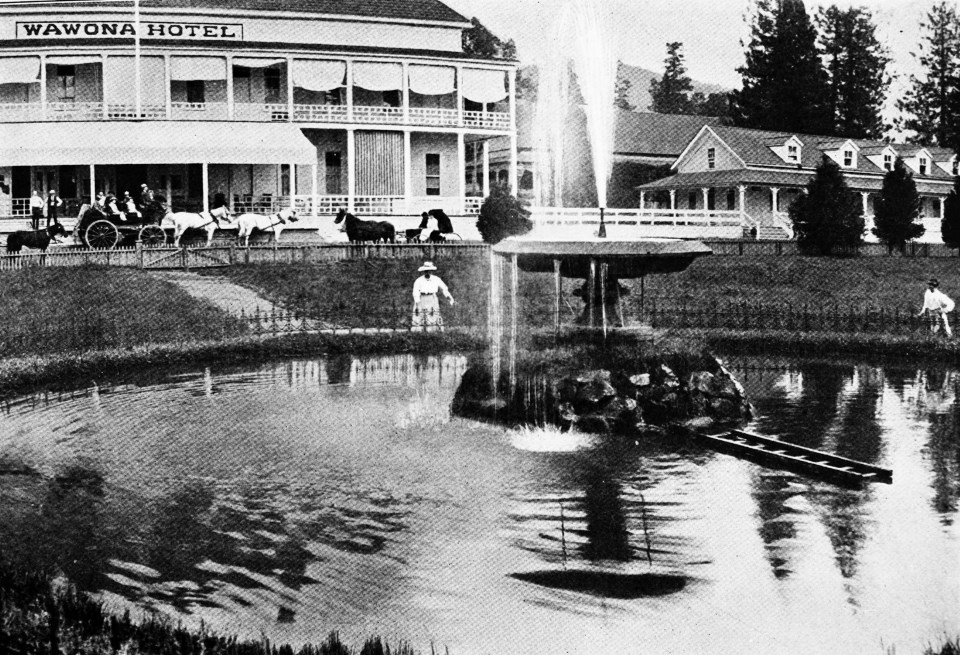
[0,100,511,130]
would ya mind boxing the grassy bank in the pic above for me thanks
[0,557,417,655]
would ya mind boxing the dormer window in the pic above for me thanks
[787,145,798,162]
[707,147,716,169]
[843,150,854,167]
[883,154,892,171]
[953,159,958,176]
[920,157,928,175]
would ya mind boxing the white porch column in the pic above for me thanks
[508,69,518,195]
[458,132,466,213]
[289,163,296,209]
[310,163,318,218]
[202,162,210,213]
[39,55,47,115]
[402,61,410,124]
[639,190,645,209]
[701,187,709,214]
[456,66,464,126]
[345,60,354,122]
[669,190,676,210]
[941,195,946,221]
[225,55,233,119]
[286,56,294,121]
[403,130,412,207]
[770,187,780,212]
[164,55,172,119]
[482,140,490,198]
[102,55,109,118]
[134,0,141,117]
[89,164,96,201]
[861,191,869,216]
[738,185,746,218]
[347,128,356,213]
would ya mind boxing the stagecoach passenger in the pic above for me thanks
[139,183,154,204]
[104,194,124,220]
[29,190,44,230]
[411,261,455,332]
[123,191,142,219]
[92,192,106,213]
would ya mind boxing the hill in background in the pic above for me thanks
[616,62,728,112]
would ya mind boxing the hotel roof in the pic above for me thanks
[0,0,472,25]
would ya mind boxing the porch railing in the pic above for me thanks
[46,101,102,121]
[352,105,405,124]
[408,107,459,127]
[170,102,229,120]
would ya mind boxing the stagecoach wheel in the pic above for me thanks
[85,220,119,249]
[138,225,166,247]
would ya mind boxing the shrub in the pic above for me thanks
[476,185,532,244]
[942,176,960,249]
[872,157,924,250]
[789,156,864,255]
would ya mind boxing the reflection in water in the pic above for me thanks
[0,354,959,654]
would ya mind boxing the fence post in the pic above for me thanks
[181,245,188,271]
[229,244,235,265]
[136,241,144,269]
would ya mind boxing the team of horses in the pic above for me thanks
[4,205,453,252]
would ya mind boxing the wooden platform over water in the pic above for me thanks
[692,428,893,489]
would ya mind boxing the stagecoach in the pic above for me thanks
[74,196,170,249]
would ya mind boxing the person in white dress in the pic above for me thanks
[918,277,954,337]
[411,261,454,331]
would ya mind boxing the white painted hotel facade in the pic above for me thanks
[0,0,518,233]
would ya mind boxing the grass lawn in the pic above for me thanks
[0,266,247,357]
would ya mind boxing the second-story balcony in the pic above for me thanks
[0,54,515,131]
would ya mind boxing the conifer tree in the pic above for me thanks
[614,62,636,110]
[818,6,890,139]
[872,157,925,250]
[942,176,960,248]
[730,0,832,134]
[898,2,960,147]
[649,42,693,114]
[789,156,864,254]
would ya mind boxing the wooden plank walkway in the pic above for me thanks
[691,428,893,488]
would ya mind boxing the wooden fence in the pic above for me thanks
[703,239,960,258]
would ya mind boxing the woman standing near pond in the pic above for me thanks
[412,261,455,332]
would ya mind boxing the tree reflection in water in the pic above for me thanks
[919,371,960,522]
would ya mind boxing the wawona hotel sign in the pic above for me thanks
[16,21,243,39]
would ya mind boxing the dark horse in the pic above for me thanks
[334,208,396,244]
[6,222,68,253]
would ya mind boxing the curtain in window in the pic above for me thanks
[103,56,165,104]
[170,56,226,81]
[352,62,402,91]
[0,56,40,84]
[232,58,285,68]
[292,59,345,91]
[462,68,507,104]
[408,64,455,96]
[44,55,102,65]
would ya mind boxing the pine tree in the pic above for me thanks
[462,17,514,59]
[818,6,891,139]
[730,0,832,134]
[789,156,864,254]
[872,157,925,250]
[649,42,693,114]
[898,2,960,147]
[614,63,636,110]
[942,176,960,248]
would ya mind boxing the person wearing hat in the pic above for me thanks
[918,278,954,337]
[412,261,454,332]
[45,189,63,227]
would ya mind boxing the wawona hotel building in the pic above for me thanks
[0,0,517,234]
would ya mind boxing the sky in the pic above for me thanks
[442,0,932,91]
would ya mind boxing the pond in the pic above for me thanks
[0,353,958,655]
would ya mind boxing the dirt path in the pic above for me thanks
[148,270,285,316]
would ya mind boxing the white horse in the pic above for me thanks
[162,205,232,247]
[235,208,298,247]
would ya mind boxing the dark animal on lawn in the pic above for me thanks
[334,207,396,244]
[6,222,68,253]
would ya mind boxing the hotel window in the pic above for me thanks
[56,65,76,102]
[787,145,798,162]
[843,150,853,167]
[325,151,342,194]
[883,154,892,171]
[186,80,205,104]
[707,147,716,169]
[687,191,697,208]
[426,153,441,195]
[264,67,281,102]
[920,157,928,175]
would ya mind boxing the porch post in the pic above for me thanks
[164,54,172,119]
[403,130,412,211]
[102,55,109,118]
[202,162,209,213]
[347,128,356,213]
[402,61,410,124]
[456,66,464,127]
[39,55,47,116]
[286,56,295,121]
[458,132,466,213]
[639,190,645,210]
[770,187,780,212]
[482,140,490,198]
[289,163,296,210]
[941,195,946,221]
[738,184,747,228]
[508,69,518,195]
[134,0,141,117]
[89,164,96,202]
[311,163,318,219]
[701,187,709,214]
[226,55,234,119]
[669,189,676,210]
[345,60,354,122]
[861,191,869,216]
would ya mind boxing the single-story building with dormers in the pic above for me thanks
[637,124,957,242]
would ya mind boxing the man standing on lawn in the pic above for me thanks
[918,278,954,338]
